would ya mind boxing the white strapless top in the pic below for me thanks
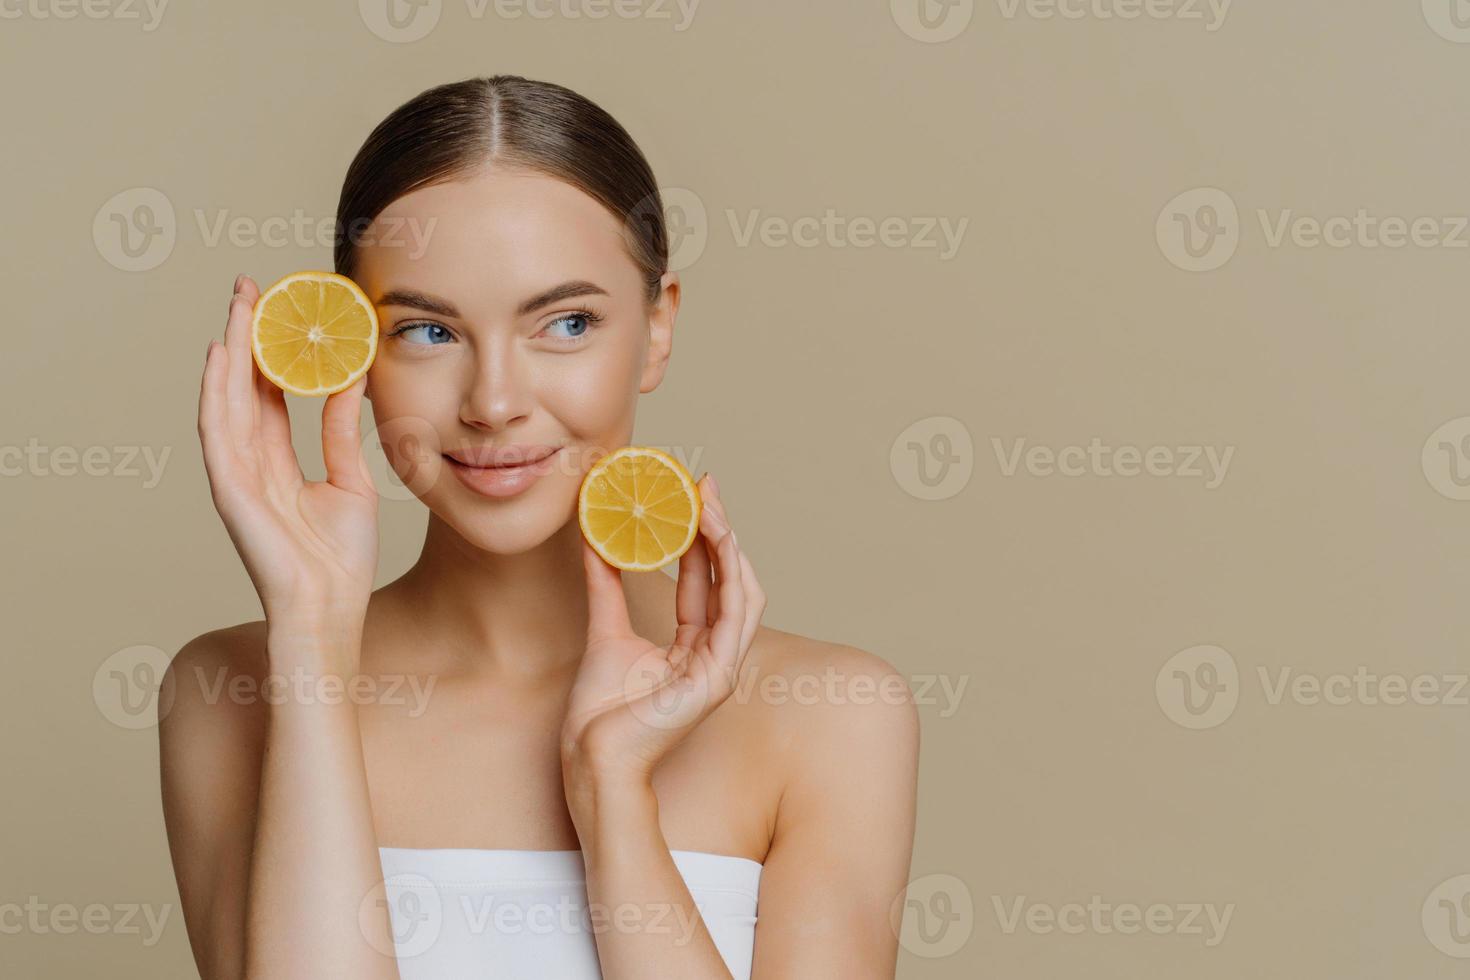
[377,847,763,979]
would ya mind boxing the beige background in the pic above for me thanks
[5,0,1470,976]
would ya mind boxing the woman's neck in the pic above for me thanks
[378,513,669,681]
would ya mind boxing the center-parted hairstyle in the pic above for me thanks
[334,75,669,303]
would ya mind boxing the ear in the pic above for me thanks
[638,271,680,395]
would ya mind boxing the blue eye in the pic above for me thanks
[390,322,452,345]
[544,311,603,343]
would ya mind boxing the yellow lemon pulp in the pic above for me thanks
[251,271,378,396]
[578,446,703,572]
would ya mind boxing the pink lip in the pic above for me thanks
[445,448,561,499]
[447,444,561,467]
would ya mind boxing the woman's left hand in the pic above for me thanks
[560,474,766,801]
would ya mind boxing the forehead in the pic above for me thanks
[353,167,640,308]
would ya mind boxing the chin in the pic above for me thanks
[431,483,580,555]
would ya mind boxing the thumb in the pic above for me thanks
[321,376,372,496]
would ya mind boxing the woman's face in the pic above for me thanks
[351,166,676,555]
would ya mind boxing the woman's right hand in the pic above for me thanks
[197,274,380,635]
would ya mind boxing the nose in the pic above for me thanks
[460,335,534,432]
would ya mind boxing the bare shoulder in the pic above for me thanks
[738,625,920,763]
[157,621,275,932]
[170,618,269,673]
[727,625,920,890]
[160,619,271,748]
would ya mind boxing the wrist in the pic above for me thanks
[266,612,365,671]
[564,765,657,834]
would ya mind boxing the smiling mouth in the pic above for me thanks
[444,448,561,470]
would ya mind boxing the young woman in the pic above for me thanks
[162,75,919,979]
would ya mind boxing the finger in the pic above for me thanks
[197,340,235,489]
[236,274,260,307]
[254,367,304,484]
[732,547,766,671]
[321,376,371,495]
[702,477,762,668]
[704,476,729,524]
[235,276,262,432]
[707,528,746,675]
[675,523,713,629]
[582,535,633,643]
[678,475,719,627]
[702,476,734,619]
[223,278,258,449]
[697,480,730,625]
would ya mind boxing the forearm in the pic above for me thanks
[571,776,733,980]
[244,617,399,980]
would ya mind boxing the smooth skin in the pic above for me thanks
[163,164,919,979]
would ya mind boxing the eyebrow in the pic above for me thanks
[375,280,610,319]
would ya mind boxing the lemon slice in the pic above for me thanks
[251,271,378,396]
[579,446,703,572]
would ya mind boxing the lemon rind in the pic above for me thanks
[250,270,379,398]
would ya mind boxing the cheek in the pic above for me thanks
[535,335,645,440]
[364,359,448,427]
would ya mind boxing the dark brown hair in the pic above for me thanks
[333,75,668,303]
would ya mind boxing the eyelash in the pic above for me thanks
[387,310,606,347]
[543,309,605,345]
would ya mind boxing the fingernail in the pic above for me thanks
[707,474,720,497]
[233,273,244,294]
